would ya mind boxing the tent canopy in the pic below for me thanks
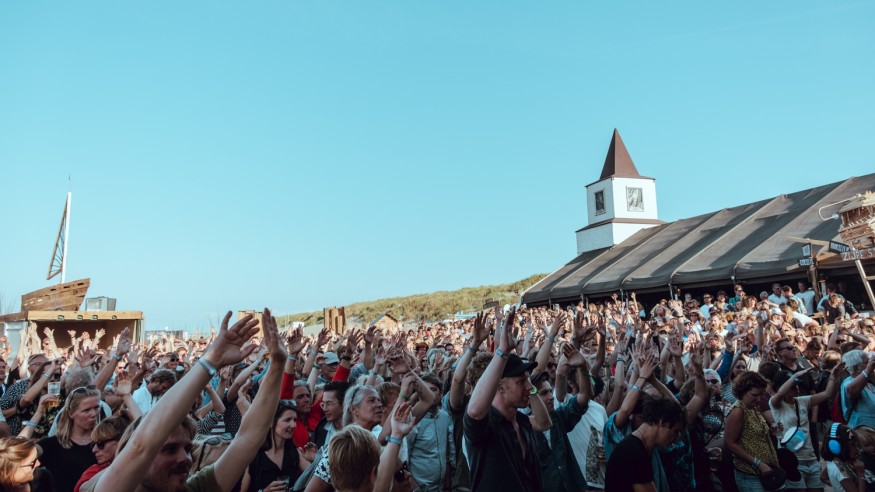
[522,173,875,305]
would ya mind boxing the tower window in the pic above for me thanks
[627,187,644,211]
[595,190,605,215]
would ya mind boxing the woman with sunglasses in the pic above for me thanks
[241,400,316,492]
[73,415,130,492]
[0,436,54,492]
[36,386,100,492]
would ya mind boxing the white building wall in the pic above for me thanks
[585,182,615,224]
[610,177,658,220]
[611,222,660,246]
[576,225,614,254]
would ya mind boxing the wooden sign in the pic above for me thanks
[483,298,500,311]
[841,248,875,262]
[798,258,815,267]
[829,241,851,254]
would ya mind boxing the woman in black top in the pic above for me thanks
[37,386,100,492]
[241,400,315,492]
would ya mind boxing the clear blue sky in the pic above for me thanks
[1,1,873,331]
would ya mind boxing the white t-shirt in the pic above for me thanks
[769,294,787,306]
[769,395,815,461]
[561,397,607,488]
[791,311,815,328]
[827,460,854,492]
[797,290,817,316]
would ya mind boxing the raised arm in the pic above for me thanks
[614,352,655,429]
[533,311,564,376]
[94,328,132,391]
[467,309,516,420]
[449,316,488,411]
[770,367,813,409]
[93,311,259,492]
[685,351,708,425]
[214,308,286,491]
[810,362,844,406]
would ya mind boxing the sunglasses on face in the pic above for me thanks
[93,438,118,450]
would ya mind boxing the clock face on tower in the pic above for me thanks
[626,187,644,212]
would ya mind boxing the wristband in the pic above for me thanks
[399,392,410,401]
[630,384,642,392]
[23,420,37,428]
[43,372,51,379]
[112,353,122,362]
[287,355,297,362]
[495,348,509,360]
[307,349,317,356]
[863,371,870,380]
[450,364,457,371]
[570,337,578,343]
[545,336,556,344]
[387,436,403,446]
[313,364,322,371]
[529,388,538,396]
[197,358,218,377]
[752,457,761,468]
[467,346,478,355]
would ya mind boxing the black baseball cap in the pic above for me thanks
[501,354,538,378]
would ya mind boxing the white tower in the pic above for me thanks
[575,129,662,254]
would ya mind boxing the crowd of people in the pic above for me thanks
[0,280,873,492]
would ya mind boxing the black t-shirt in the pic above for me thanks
[605,434,652,492]
[37,436,97,492]
[247,439,301,491]
[463,405,543,492]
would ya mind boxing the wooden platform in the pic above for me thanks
[20,278,90,312]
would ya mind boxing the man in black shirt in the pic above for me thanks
[605,397,685,492]
[463,308,551,492]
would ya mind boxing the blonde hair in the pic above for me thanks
[57,386,102,449]
[0,437,36,487]
[328,426,380,491]
[854,426,875,450]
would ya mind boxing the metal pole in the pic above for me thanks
[851,247,875,310]
[61,192,71,283]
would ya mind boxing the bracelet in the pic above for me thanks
[545,336,556,344]
[752,457,761,468]
[287,355,297,362]
[112,353,122,362]
[23,420,37,428]
[617,357,626,363]
[313,364,321,370]
[197,358,218,377]
[529,388,538,396]
[630,384,642,392]
[307,349,317,356]
[570,337,578,343]
[450,364,457,371]
[495,348,509,360]
[467,346,478,354]
[399,392,410,401]
[387,436,403,446]
[863,371,870,379]
[43,372,51,379]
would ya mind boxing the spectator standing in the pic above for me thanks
[604,397,686,491]
[463,309,549,492]
[841,350,875,429]
[725,371,781,492]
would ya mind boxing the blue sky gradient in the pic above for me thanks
[1,1,873,330]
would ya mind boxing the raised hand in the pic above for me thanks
[262,309,287,361]
[299,442,318,463]
[115,371,133,397]
[202,311,260,368]
[561,343,588,368]
[116,327,132,356]
[390,400,416,438]
[638,352,657,381]
[316,328,331,349]
[76,347,99,368]
[285,328,305,356]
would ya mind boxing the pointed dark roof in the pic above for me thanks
[600,129,642,180]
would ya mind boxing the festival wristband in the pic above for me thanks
[387,436,403,446]
[23,421,37,428]
[112,353,122,362]
[197,358,218,377]
[630,384,642,392]
[545,336,556,344]
[495,348,509,359]
[287,355,297,362]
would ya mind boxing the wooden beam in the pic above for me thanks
[786,236,830,246]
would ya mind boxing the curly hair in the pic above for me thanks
[466,352,493,391]
[732,371,767,399]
